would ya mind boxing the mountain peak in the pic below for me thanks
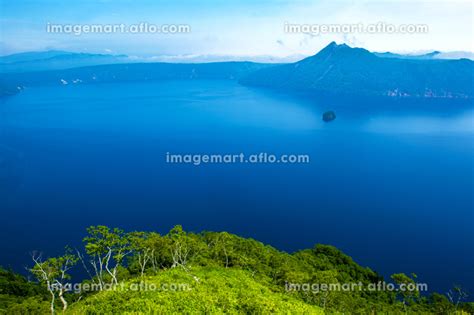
[300,42,373,64]
[323,41,349,51]
[241,41,474,99]
[316,42,366,57]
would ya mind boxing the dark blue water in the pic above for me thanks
[0,80,473,295]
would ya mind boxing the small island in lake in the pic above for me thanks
[322,110,336,122]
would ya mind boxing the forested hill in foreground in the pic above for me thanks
[239,42,474,99]
[1,226,472,314]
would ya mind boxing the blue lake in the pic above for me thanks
[0,80,473,294]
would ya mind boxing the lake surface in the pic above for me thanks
[0,80,473,294]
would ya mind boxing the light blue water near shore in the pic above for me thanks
[0,80,473,294]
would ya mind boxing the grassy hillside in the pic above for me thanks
[1,226,473,314]
[69,267,323,314]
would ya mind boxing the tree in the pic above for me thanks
[167,226,205,274]
[129,231,162,278]
[168,225,191,270]
[391,273,419,313]
[29,248,77,314]
[83,226,131,288]
[208,232,234,268]
[308,270,348,310]
[446,285,468,311]
[147,232,165,273]
[428,293,452,314]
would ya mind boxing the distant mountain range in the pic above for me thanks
[373,51,443,60]
[0,51,300,73]
[134,54,306,64]
[374,50,474,60]
[1,43,473,98]
[2,62,273,88]
[239,42,474,98]
[0,51,130,73]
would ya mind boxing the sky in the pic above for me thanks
[0,0,473,57]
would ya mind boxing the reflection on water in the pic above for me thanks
[364,110,474,134]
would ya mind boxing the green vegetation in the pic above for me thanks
[1,225,472,314]
[0,267,49,313]
[70,267,322,314]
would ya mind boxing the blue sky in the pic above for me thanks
[0,0,472,56]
